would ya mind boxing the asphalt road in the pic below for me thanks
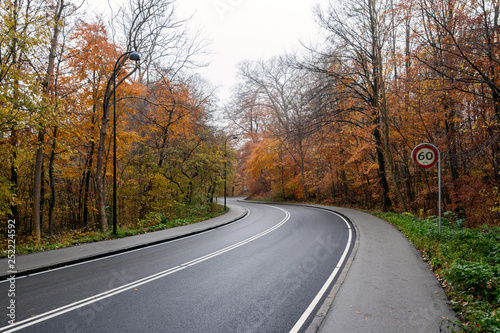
[0,201,354,333]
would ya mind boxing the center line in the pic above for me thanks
[0,205,291,333]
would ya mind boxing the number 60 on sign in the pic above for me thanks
[411,143,438,169]
[411,142,442,234]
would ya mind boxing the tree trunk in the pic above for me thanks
[33,132,44,244]
[9,127,19,222]
[32,0,64,244]
[83,148,94,227]
[48,126,57,234]
[380,83,407,211]
[373,127,392,211]
[298,139,308,201]
[96,103,110,231]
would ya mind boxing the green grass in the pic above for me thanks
[2,203,226,257]
[10,228,147,255]
[375,211,500,333]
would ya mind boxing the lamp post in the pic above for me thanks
[113,51,140,235]
[224,135,238,211]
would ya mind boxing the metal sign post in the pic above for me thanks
[411,143,441,235]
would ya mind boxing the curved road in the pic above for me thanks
[1,201,355,333]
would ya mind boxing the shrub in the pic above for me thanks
[375,211,500,332]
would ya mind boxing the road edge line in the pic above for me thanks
[240,200,360,333]
[303,207,360,333]
[0,206,249,280]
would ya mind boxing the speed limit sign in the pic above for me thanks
[411,143,442,234]
[412,143,438,169]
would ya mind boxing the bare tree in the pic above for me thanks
[225,84,268,142]
[313,0,407,211]
[117,0,209,83]
[238,56,319,201]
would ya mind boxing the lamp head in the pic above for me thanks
[129,51,141,61]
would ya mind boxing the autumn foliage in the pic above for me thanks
[228,0,500,228]
[3,0,500,243]
[0,0,231,241]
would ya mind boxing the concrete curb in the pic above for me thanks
[239,200,360,333]
[1,204,248,280]
[303,206,361,333]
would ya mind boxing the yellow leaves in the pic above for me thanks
[0,177,17,220]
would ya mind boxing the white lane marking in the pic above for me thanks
[0,206,287,333]
[0,208,251,282]
[289,210,353,333]
[0,266,186,333]
[183,206,288,267]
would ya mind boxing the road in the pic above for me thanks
[0,201,354,333]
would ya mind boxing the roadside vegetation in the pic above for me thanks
[0,203,225,257]
[1,0,232,246]
[375,211,500,333]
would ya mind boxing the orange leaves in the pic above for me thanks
[0,0,231,239]
[65,21,116,82]
[228,0,500,222]
[246,137,281,180]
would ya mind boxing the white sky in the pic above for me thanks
[86,0,322,103]
[176,0,321,102]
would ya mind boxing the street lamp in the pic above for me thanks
[113,51,140,235]
[224,135,238,211]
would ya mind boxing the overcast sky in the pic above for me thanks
[175,0,321,102]
[86,0,323,103]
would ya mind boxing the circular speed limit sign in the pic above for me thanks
[411,143,442,234]
[412,143,439,168]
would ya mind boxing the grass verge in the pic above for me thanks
[375,211,499,333]
[1,203,226,257]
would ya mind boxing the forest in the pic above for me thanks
[1,0,232,244]
[2,0,500,247]
[227,0,500,229]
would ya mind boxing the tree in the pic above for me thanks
[238,56,319,201]
[62,20,121,229]
[415,0,500,183]
[0,0,70,242]
[117,0,208,82]
[313,0,407,210]
[32,0,68,244]
[92,0,208,231]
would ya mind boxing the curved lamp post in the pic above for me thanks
[224,135,238,211]
[113,51,140,235]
